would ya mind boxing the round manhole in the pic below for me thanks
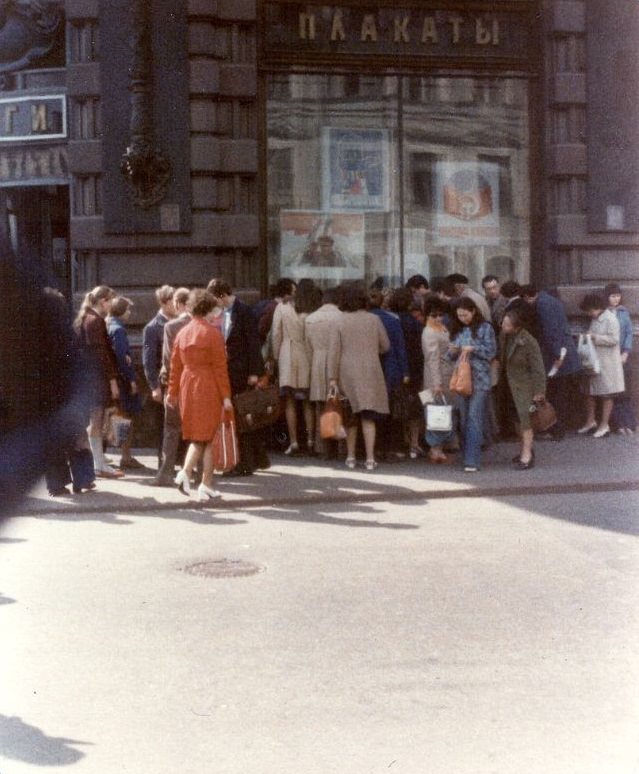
[181,559,265,578]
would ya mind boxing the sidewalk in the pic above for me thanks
[17,433,639,516]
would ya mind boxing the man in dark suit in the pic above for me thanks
[521,284,582,439]
[208,278,267,475]
[142,285,175,468]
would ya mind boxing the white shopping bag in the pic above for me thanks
[425,401,453,433]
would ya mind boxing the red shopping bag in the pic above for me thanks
[212,409,239,473]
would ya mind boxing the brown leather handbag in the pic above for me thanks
[529,397,557,433]
[449,351,473,397]
[233,382,281,433]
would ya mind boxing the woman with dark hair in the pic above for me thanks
[389,287,425,458]
[73,285,124,479]
[448,297,497,471]
[605,283,636,434]
[271,278,319,455]
[107,296,143,470]
[500,308,547,469]
[422,296,455,463]
[578,293,625,438]
[328,282,390,470]
[167,289,233,501]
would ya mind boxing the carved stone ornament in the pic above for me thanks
[0,0,63,73]
[120,0,171,209]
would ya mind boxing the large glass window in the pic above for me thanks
[267,73,530,288]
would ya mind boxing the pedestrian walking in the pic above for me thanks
[167,289,233,502]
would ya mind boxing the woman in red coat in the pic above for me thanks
[167,289,233,501]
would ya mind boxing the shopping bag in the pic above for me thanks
[529,398,557,433]
[212,410,240,473]
[425,396,453,432]
[449,351,473,397]
[577,333,601,375]
[104,408,132,448]
[320,386,347,440]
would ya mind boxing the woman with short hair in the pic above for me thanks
[167,289,233,501]
[500,308,547,470]
[107,296,143,470]
[328,282,390,470]
[422,296,455,463]
[578,293,625,438]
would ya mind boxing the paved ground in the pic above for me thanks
[2,433,639,774]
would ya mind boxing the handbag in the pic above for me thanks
[529,397,557,433]
[103,407,132,448]
[233,382,281,433]
[449,351,473,397]
[212,409,240,473]
[425,395,453,433]
[577,333,601,375]
[320,386,347,440]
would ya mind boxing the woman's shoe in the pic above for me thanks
[174,469,191,496]
[593,426,610,439]
[514,457,535,470]
[197,483,222,502]
[72,482,96,494]
[409,447,425,460]
[463,466,478,473]
[365,460,378,471]
[577,422,597,434]
[118,457,144,470]
[345,457,356,469]
[96,467,124,479]
[284,442,299,456]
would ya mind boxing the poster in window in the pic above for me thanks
[435,162,500,246]
[279,210,365,281]
[322,128,389,212]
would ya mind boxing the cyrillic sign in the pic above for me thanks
[0,95,66,142]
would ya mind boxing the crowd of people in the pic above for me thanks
[44,272,636,499]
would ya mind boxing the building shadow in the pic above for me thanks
[0,714,92,766]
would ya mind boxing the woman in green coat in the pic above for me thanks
[501,308,547,469]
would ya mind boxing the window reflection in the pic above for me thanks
[267,73,530,289]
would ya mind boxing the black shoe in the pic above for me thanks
[256,450,271,470]
[223,466,253,478]
[49,487,70,497]
[514,457,535,470]
[72,482,96,494]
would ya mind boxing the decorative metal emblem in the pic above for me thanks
[120,0,171,209]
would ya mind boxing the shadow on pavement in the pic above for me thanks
[0,714,92,766]
[0,592,15,605]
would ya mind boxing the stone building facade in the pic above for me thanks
[1,1,637,358]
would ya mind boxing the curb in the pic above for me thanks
[19,479,639,517]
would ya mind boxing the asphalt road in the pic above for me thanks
[2,488,639,774]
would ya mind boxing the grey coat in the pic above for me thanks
[421,321,454,395]
[585,309,625,396]
[305,303,343,401]
[327,310,390,414]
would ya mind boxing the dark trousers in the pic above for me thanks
[611,361,637,431]
[546,373,582,434]
[156,402,186,482]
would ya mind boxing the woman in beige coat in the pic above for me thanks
[328,283,390,470]
[421,296,455,463]
[271,281,320,454]
[578,293,625,438]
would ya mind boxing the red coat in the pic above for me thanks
[168,318,231,442]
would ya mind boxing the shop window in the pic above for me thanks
[266,73,530,289]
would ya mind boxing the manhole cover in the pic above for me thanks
[181,559,265,578]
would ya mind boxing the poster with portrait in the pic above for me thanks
[322,128,389,212]
[435,161,500,246]
[279,210,365,281]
